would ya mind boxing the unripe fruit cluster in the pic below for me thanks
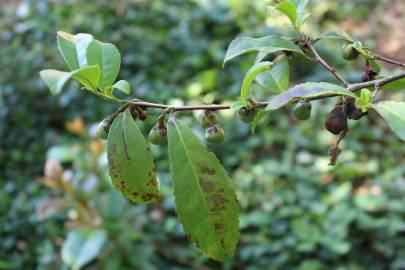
[199,111,224,143]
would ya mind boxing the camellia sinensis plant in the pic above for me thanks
[40,0,405,261]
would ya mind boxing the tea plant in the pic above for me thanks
[40,0,405,261]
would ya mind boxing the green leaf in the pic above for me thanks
[107,111,159,204]
[167,117,239,261]
[57,31,80,70]
[75,33,95,67]
[274,0,297,26]
[251,82,356,132]
[355,88,372,112]
[317,29,355,43]
[292,0,309,10]
[39,65,101,95]
[223,36,303,66]
[104,80,131,97]
[255,55,289,93]
[86,40,121,90]
[240,61,272,105]
[373,101,405,141]
[61,229,107,270]
[382,78,405,91]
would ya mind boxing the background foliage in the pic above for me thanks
[1,0,404,269]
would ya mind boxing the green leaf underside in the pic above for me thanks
[86,40,121,90]
[373,101,405,141]
[241,61,272,105]
[107,111,159,204]
[57,31,80,70]
[382,78,405,91]
[167,117,239,261]
[75,33,94,67]
[318,29,354,43]
[39,66,101,95]
[251,82,357,132]
[275,1,297,25]
[61,229,107,270]
[223,36,303,65]
[256,56,289,93]
[105,80,131,97]
[292,0,309,10]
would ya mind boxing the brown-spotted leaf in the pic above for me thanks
[167,117,239,261]
[107,111,159,204]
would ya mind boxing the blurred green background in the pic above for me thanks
[1,0,405,269]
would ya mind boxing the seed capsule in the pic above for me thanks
[199,111,218,128]
[238,107,256,123]
[325,107,348,135]
[96,119,110,140]
[149,124,168,146]
[205,124,224,143]
[292,100,312,121]
[347,100,366,120]
[342,44,359,61]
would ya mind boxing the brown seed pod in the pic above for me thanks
[325,106,348,135]
[347,99,366,120]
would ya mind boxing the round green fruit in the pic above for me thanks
[292,100,312,120]
[342,44,359,61]
[149,124,168,146]
[238,107,256,123]
[199,111,218,128]
[205,125,224,144]
[96,119,110,140]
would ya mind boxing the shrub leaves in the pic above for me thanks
[107,111,159,204]
[373,101,405,141]
[167,117,239,261]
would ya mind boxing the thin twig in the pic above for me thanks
[375,54,405,69]
[348,71,405,91]
[329,128,348,166]
[305,41,350,87]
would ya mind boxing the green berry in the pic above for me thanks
[96,119,110,140]
[292,100,312,121]
[149,124,167,146]
[238,107,256,123]
[199,111,218,128]
[205,125,224,144]
[342,44,359,61]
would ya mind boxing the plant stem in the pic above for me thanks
[375,54,405,69]
[305,41,350,87]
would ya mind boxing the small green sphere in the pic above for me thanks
[199,111,218,129]
[205,125,224,144]
[149,124,168,146]
[342,44,359,61]
[238,107,256,123]
[292,100,312,121]
[96,119,110,140]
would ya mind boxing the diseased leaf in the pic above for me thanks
[223,36,303,66]
[256,56,289,93]
[107,111,159,204]
[75,33,94,67]
[167,117,239,261]
[39,65,101,95]
[57,31,80,70]
[104,80,131,97]
[61,229,107,270]
[274,0,297,26]
[240,61,272,105]
[373,101,405,141]
[86,40,121,90]
[251,82,356,132]
[317,29,355,43]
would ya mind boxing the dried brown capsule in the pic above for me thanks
[325,107,347,135]
[347,99,366,120]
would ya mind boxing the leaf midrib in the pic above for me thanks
[173,122,216,234]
